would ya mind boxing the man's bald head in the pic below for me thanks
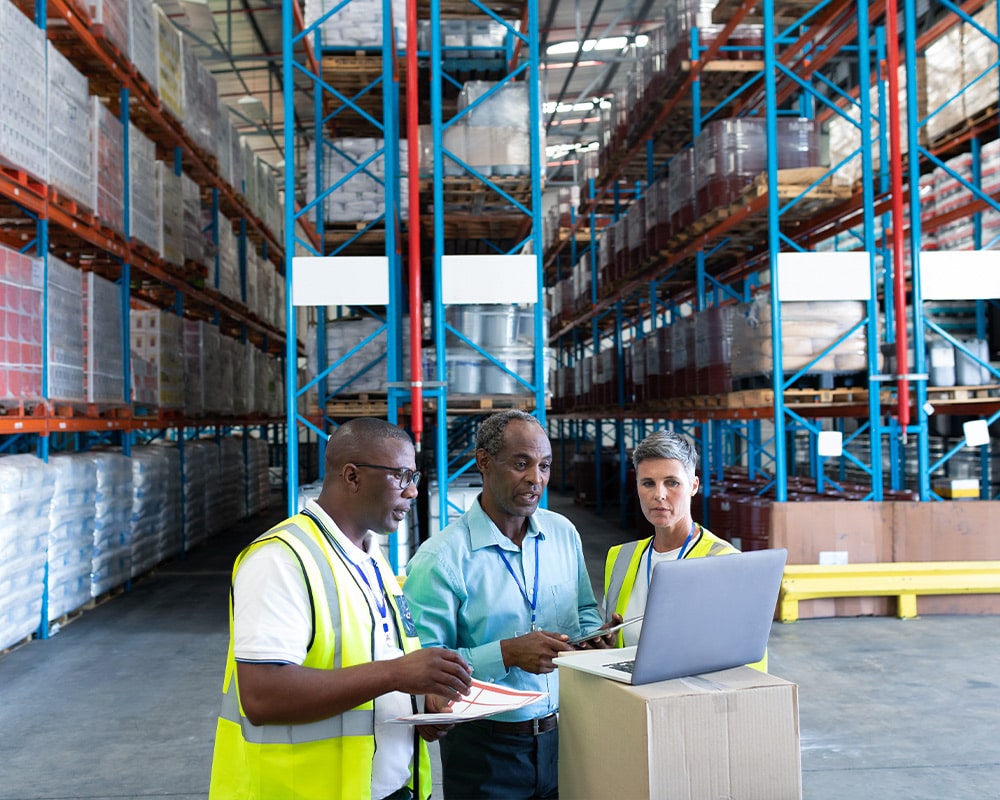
[325,418,413,475]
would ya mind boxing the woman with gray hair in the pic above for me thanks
[601,429,766,671]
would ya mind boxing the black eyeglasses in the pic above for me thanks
[353,463,422,490]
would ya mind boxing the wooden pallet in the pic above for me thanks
[725,386,871,408]
[740,167,854,205]
[924,384,1000,403]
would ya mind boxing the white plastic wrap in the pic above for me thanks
[129,307,184,409]
[0,246,43,401]
[128,123,160,251]
[129,445,170,576]
[88,451,132,597]
[0,0,47,181]
[181,439,208,548]
[219,436,245,522]
[90,97,126,234]
[0,454,55,649]
[46,454,97,621]
[129,0,159,93]
[304,0,407,48]
[46,42,93,209]
[46,256,85,402]
[83,271,125,403]
[730,297,871,379]
[155,6,184,120]
[156,161,184,266]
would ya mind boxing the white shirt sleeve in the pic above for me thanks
[233,542,313,664]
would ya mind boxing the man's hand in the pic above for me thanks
[390,647,473,700]
[576,613,624,650]
[501,630,574,674]
[416,693,458,742]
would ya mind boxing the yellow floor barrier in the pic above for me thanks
[778,561,1000,622]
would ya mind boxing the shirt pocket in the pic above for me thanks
[546,579,580,632]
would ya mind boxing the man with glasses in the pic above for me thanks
[403,409,616,799]
[210,417,473,800]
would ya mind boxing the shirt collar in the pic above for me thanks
[305,498,374,564]
[467,496,544,552]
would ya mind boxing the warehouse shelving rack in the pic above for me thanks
[282,0,550,548]
[0,0,290,640]
[550,3,932,512]
[545,0,1000,513]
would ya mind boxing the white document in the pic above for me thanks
[391,679,546,724]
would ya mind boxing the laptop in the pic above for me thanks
[557,548,788,685]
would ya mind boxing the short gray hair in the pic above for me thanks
[476,410,545,455]
[631,429,698,482]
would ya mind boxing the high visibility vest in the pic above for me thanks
[208,514,432,800]
[602,527,767,671]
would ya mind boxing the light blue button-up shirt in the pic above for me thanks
[403,498,604,722]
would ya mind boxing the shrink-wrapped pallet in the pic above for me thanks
[963,5,999,123]
[181,439,209,548]
[245,435,271,517]
[183,318,206,416]
[0,454,55,649]
[304,0,407,48]
[155,444,183,560]
[202,323,230,415]
[129,307,184,409]
[83,271,125,403]
[182,44,218,158]
[46,454,97,621]
[245,245,259,316]
[46,256,85,402]
[90,97,125,234]
[129,123,160,251]
[89,0,129,56]
[46,42,92,209]
[182,173,209,268]
[129,0,158,93]
[0,245,43,401]
[157,161,184,266]
[924,27,965,141]
[88,451,132,597]
[129,445,170,576]
[219,436,246,521]
[730,297,870,379]
[217,218,240,302]
[305,137,409,222]
[232,339,254,416]
[155,5,183,120]
[130,351,157,405]
[198,438,225,537]
[0,0,47,181]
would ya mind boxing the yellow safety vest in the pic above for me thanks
[603,527,767,671]
[208,514,432,800]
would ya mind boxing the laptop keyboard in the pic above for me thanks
[608,659,636,674]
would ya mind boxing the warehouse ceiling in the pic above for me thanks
[166,0,647,196]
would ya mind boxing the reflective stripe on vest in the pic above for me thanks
[217,520,376,740]
[219,678,374,743]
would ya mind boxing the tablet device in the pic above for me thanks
[568,616,643,645]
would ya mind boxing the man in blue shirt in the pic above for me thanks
[403,410,613,799]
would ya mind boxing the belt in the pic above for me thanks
[481,713,558,736]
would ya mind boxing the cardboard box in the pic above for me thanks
[557,664,801,800]
[770,501,893,618]
[892,501,1000,614]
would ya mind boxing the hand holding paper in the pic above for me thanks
[393,679,547,725]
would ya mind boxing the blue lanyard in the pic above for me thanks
[351,558,392,643]
[646,521,697,585]
[304,509,393,644]
[497,536,540,630]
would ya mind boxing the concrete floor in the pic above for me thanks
[0,492,998,800]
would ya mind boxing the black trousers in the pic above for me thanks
[439,719,559,800]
